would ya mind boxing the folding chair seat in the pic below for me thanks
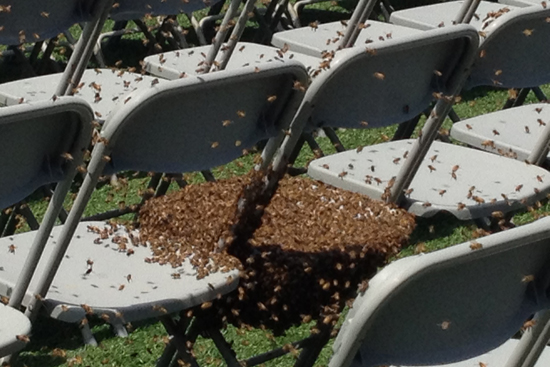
[308,5,550,221]
[142,0,421,81]
[269,20,423,59]
[329,215,550,367]
[0,70,169,123]
[0,304,31,358]
[0,61,308,347]
[390,0,519,31]
[0,97,94,359]
[450,104,550,165]
[500,0,543,6]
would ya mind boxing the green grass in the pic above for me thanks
[5,4,550,367]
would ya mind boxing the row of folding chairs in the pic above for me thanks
[2,0,550,365]
[1,11,550,365]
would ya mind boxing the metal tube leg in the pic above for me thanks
[157,338,178,367]
[81,320,99,346]
[294,326,332,367]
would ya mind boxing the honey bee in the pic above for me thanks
[8,244,16,253]
[16,334,30,343]
[152,305,168,313]
[522,275,535,283]
[440,321,451,330]
[469,241,483,250]
[338,171,348,178]
[365,48,377,56]
[492,129,500,136]
[309,21,319,30]
[522,319,536,331]
[373,72,385,80]
[538,119,546,126]
[522,29,534,36]
[428,165,436,172]
[473,196,485,204]
[515,184,523,192]
[201,301,212,309]
[404,188,414,197]
[81,304,93,315]
[457,202,466,210]
[430,155,438,162]
[358,280,369,293]
[393,158,401,164]
[293,80,306,92]
[267,95,277,103]
[525,126,530,134]
[211,142,219,149]
[491,211,504,219]
[466,124,473,130]
[439,189,446,196]
[422,202,432,207]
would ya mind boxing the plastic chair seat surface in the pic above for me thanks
[499,0,541,7]
[0,222,239,324]
[144,42,322,79]
[450,103,550,163]
[271,20,423,58]
[307,139,550,219]
[390,1,518,31]
[0,304,31,357]
[0,70,167,123]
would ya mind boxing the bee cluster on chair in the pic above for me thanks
[139,173,415,333]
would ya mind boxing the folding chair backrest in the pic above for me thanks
[0,0,95,46]
[466,5,550,89]
[306,24,479,131]
[25,61,309,313]
[330,216,550,367]
[1,98,93,309]
[0,99,93,210]
[99,62,308,174]
[110,0,210,21]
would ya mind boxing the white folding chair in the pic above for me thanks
[390,0,519,31]
[0,97,93,360]
[449,5,550,166]
[329,215,550,367]
[0,61,308,349]
[307,6,550,222]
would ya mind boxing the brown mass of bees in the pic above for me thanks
[139,173,415,333]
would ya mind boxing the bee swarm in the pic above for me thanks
[139,174,415,333]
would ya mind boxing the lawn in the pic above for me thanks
[5,2,550,367]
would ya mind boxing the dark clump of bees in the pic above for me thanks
[139,172,415,334]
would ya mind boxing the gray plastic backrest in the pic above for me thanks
[0,98,93,210]
[100,62,308,174]
[466,5,550,89]
[0,0,95,45]
[308,25,479,130]
[330,216,550,367]
[110,0,211,21]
